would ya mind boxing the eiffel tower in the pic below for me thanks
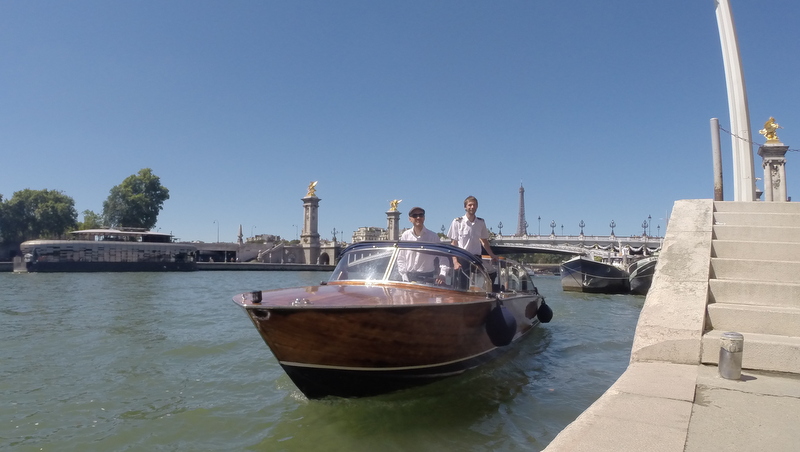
[515,183,528,236]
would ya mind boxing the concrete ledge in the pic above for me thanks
[544,363,697,452]
[713,201,800,214]
[713,224,800,242]
[707,303,800,336]
[713,211,800,227]
[708,279,800,307]
[685,366,800,452]
[701,330,800,374]
[630,200,712,365]
[712,240,800,261]
[711,257,800,282]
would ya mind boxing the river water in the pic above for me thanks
[1,271,644,451]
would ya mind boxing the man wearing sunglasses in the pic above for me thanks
[397,207,448,284]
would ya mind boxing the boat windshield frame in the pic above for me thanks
[328,241,492,292]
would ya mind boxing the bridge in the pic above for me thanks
[490,234,664,256]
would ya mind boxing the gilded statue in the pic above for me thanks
[759,117,782,142]
[389,199,402,211]
[306,181,318,197]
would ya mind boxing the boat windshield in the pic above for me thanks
[493,258,537,294]
[328,243,491,292]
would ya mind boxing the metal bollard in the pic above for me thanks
[719,332,744,380]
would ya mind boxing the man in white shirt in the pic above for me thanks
[447,196,499,262]
[397,207,448,284]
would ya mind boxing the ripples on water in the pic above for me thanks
[1,272,644,451]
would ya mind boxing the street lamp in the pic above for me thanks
[498,221,503,236]
[579,220,585,235]
[550,220,556,235]
[538,216,541,236]
[642,219,648,237]
[648,215,652,237]
[561,224,564,236]
[213,220,219,242]
[609,220,616,237]
[657,224,661,237]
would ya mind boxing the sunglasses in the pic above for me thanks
[410,213,425,218]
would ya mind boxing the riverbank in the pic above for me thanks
[544,199,800,451]
[0,261,334,273]
[197,262,334,271]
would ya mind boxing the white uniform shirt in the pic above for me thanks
[447,216,489,255]
[397,227,447,278]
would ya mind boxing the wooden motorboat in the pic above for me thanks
[628,255,658,295]
[231,241,552,399]
[560,254,630,294]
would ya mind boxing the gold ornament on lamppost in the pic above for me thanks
[389,199,402,211]
[759,117,783,144]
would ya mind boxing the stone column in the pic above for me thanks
[758,142,789,202]
[386,209,401,241]
[301,195,321,264]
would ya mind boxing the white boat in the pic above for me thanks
[16,228,197,272]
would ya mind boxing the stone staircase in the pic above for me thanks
[702,201,800,374]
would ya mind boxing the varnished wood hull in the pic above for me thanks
[234,284,544,398]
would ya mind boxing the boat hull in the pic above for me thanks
[236,285,543,398]
[17,238,197,272]
[628,256,658,295]
[560,256,630,294]
[19,260,196,272]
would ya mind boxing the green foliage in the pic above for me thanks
[77,210,104,230]
[102,168,169,230]
[0,189,78,243]
[505,252,566,264]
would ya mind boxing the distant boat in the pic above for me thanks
[628,255,658,295]
[560,254,630,294]
[231,241,553,399]
[16,228,197,272]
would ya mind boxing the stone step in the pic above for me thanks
[713,225,800,242]
[710,257,800,283]
[702,330,800,374]
[714,201,800,214]
[709,279,800,308]
[712,240,800,262]
[714,211,800,228]
[707,303,800,337]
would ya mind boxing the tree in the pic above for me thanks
[0,189,78,243]
[77,210,104,230]
[102,168,170,230]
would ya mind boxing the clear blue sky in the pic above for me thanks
[2,1,798,243]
